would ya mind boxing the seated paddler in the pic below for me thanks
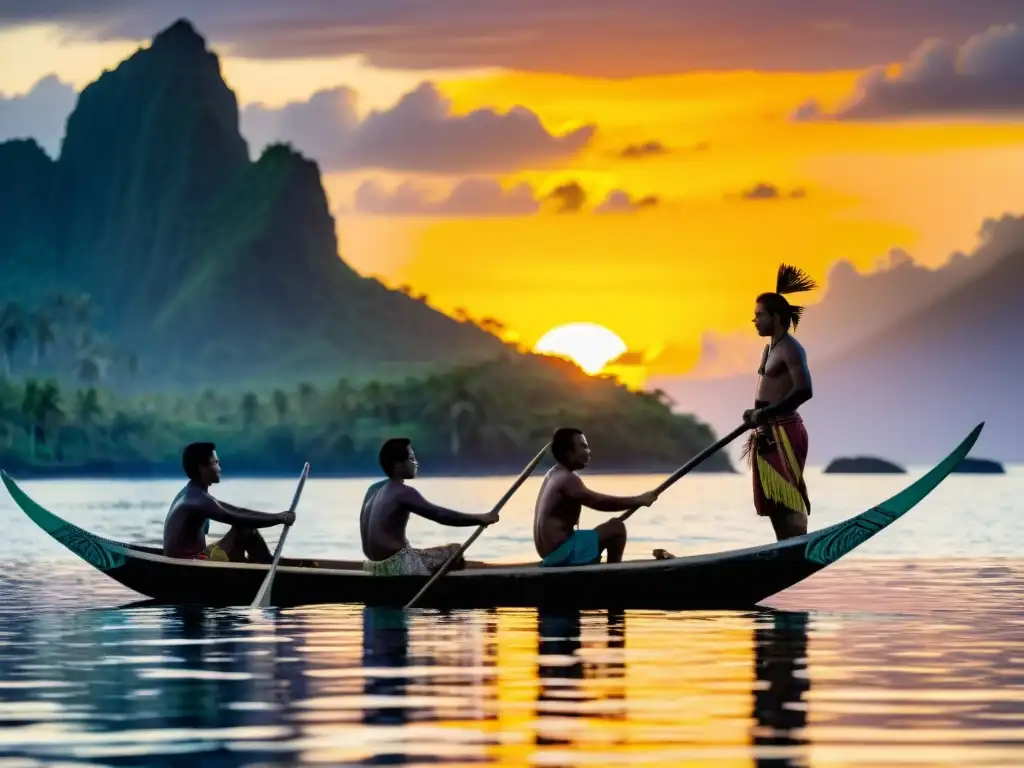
[163,442,295,562]
[533,427,659,567]
[360,437,498,576]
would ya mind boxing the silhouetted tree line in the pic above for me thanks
[0,324,732,476]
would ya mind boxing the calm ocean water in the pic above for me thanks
[0,467,1022,766]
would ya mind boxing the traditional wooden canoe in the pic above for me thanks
[1,422,982,610]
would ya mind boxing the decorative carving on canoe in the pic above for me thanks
[49,521,127,571]
[803,505,898,566]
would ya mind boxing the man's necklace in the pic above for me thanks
[757,335,784,378]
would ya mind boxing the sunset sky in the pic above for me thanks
[4,2,1024,378]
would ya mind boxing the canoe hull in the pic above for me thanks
[1,421,984,609]
[92,539,824,610]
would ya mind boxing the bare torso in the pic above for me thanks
[163,483,214,558]
[163,482,287,559]
[360,479,482,561]
[755,335,807,411]
[533,467,581,557]
[360,481,407,560]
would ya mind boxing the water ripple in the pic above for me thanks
[1,476,1023,764]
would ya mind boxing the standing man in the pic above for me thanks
[534,427,659,566]
[742,263,817,541]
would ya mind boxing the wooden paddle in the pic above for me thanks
[404,443,551,609]
[251,462,310,609]
[617,424,748,523]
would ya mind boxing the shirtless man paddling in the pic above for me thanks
[534,427,659,567]
[163,442,294,562]
[360,438,498,576]
[742,263,817,541]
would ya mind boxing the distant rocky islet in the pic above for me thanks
[825,456,1005,474]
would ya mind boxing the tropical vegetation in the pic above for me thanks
[0,294,732,477]
[0,22,733,478]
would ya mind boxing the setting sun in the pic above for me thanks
[533,322,628,375]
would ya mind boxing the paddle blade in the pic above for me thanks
[251,462,310,609]
[251,566,277,608]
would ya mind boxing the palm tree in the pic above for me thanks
[240,392,260,431]
[20,380,39,458]
[36,381,65,449]
[272,389,289,423]
[297,382,317,416]
[75,388,102,428]
[30,311,57,368]
[21,379,63,457]
[0,302,27,378]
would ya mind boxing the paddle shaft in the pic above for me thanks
[617,424,748,523]
[404,443,551,609]
[251,462,310,608]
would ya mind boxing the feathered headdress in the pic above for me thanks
[770,263,817,330]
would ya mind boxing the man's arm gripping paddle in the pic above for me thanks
[617,425,748,523]
[404,443,551,609]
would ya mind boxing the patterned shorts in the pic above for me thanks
[363,543,462,576]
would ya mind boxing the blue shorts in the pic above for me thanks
[540,529,601,567]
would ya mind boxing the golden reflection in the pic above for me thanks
[281,605,818,766]
[474,609,763,766]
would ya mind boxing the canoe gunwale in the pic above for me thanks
[104,534,811,576]
[0,421,984,607]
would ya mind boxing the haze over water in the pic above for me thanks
[1,471,1022,766]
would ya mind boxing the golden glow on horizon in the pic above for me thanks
[381,204,912,377]
[7,21,1024,378]
[330,67,1024,376]
[534,322,628,375]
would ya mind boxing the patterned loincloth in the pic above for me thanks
[741,413,811,518]
[362,543,463,576]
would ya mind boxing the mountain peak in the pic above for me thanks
[151,18,207,53]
